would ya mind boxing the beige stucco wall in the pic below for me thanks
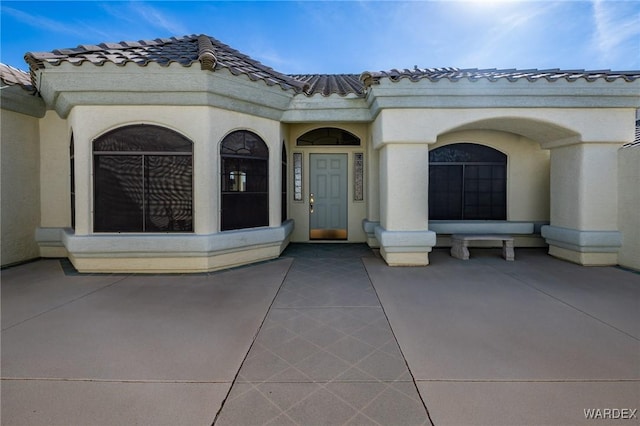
[39,111,71,230]
[286,123,368,242]
[618,145,640,270]
[433,130,550,222]
[1,109,41,265]
[549,143,620,231]
[372,108,633,148]
[65,105,283,236]
[379,143,430,231]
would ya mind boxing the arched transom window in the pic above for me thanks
[429,143,507,220]
[297,127,360,146]
[221,130,269,231]
[93,125,193,232]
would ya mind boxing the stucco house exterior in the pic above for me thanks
[2,34,639,272]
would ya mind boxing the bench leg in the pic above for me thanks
[451,240,470,260]
[502,241,515,261]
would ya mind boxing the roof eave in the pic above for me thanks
[32,62,297,120]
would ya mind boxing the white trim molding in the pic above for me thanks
[36,220,294,273]
[541,225,622,266]
[374,225,437,266]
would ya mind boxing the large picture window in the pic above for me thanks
[221,130,269,230]
[93,125,193,232]
[429,143,506,220]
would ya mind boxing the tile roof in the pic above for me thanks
[360,67,640,85]
[25,35,308,93]
[22,34,640,98]
[288,74,365,97]
[0,63,34,91]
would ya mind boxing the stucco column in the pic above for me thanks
[541,143,622,265]
[375,143,436,266]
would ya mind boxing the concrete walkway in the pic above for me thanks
[2,245,639,425]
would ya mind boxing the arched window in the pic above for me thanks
[93,125,193,232]
[70,133,75,230]
[429,143,506,220]
[282,143,287,223]
[297,127,360,146]
[221,130,269,230]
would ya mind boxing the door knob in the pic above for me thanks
[310,193,314,213]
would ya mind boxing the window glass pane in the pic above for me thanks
[70,134,75,229]
[145,156,193,232]
[282,144,287,223]
[94,125,191,152]
[297,128,360,146]
[293,152,303,201]
[221,130,269,158]
[429,143,506,163]
[429,165,463,219]
[220,130,269,231]
[94,155,144,232]
[93,125,193,233]
[221,194,269,230]
[354,153,364,201]
[429,144,506,220]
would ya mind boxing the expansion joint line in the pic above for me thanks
[493,267,640,343]
[210,258,295,426]
[1,274,130,332]
[361,258,436,426]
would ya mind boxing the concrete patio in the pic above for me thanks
[1,244,639,425]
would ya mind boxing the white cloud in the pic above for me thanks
[457,2,562,67]
[128,2,188,36]
[2,6,91,38]
[99,1,188,38]
[592,0,640,63]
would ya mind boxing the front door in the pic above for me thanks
[309,154,347,240]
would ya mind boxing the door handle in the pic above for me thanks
[309,193,314,214]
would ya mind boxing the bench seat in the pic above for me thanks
[450,234,515,261]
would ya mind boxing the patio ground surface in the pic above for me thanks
[1,244,639,425]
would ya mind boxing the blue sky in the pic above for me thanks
[1,1,639,74]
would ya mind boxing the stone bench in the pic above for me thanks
[450,234,515,261]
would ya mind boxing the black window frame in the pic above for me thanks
[70,133,75,230]
[220,130,269,231]
[429,143,507,220]
[93,124,194,233]
[296,127,360,146]
[281,143,287,223]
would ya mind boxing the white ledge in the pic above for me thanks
[541,225,622,253]
[37,220,294,257]
[429,221,535,235]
